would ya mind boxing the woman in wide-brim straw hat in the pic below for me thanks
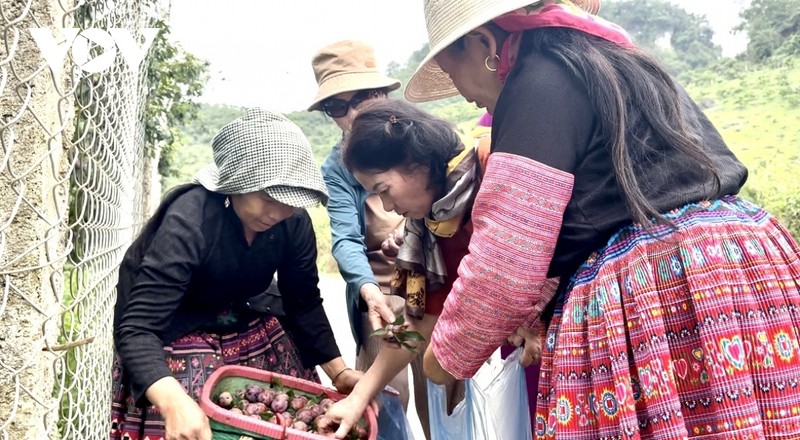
[309,41,437,439]
[407,0,800,438]
[111,109,362,440]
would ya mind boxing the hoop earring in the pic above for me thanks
[484,54,499,72]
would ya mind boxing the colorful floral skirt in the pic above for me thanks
[110,314,319,440]
[535,196,800,439]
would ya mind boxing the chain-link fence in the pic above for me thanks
[1,0,158,438]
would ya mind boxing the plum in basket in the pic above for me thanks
[216,391,233,408]
[245,384,264,403]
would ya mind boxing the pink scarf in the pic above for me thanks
[494,0,635,82]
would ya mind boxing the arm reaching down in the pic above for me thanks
[428,153,574,380]
[322,155,396,330]
[326,313,438,438]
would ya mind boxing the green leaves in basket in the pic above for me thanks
[259,410,276,421]
[369,315,426,353]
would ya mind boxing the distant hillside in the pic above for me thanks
[165,17,799,275]
[683,57,800,236]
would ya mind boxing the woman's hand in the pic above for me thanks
[146,377,211,440]
[360,283,396,331]
[423,344,456,385]
[507,322,545,367]
[162,394,211,440]
[380,227,405,258]
[326,394,370,439]
[332,367,363,395]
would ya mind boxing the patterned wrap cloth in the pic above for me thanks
[493,0,634,83]
[390,143,479,319]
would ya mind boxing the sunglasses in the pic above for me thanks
[321,89,383,118]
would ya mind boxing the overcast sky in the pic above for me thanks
[168,0,749,113]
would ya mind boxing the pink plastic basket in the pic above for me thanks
[200,365,377,440]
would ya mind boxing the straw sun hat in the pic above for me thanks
[194,108,329,207]
[308,40,401,111]
[405,0,600,102]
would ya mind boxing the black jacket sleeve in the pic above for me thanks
[277,210,341,367]
[114,194,205,405]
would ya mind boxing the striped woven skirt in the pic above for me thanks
[535,196,800,439]
[109,313,318,440]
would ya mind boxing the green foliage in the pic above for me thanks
[735,0,800,62]
[602,0,722,74]
[773,33,800,63]
[370,315,426,353]
[177,104,247,146]
[284,110,341,162]
[684,58,800,239]
[309,205,338,274]
[145,20,210,176]
[160,143,213,194]
[56,264,81,437]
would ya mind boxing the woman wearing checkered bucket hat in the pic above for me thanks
[405,0,800,439]
[110,109,362,440]
[309,41,435,438]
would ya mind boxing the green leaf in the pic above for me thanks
[370,328,390,337]
[393,315,405,325]
[260,411,276,421]
[400,341,419,353]
[401,331,426,342]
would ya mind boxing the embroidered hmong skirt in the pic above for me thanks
[109,313,318,440]
[535,196,800,440]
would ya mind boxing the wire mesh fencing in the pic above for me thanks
[1,0,159,438]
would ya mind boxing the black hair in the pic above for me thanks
[523,27,721,226]
[342,99,464,196]
[447,25,721,227]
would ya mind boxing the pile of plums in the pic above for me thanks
[215,383,368,439]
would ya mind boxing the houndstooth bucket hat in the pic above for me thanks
[194,108,328,207]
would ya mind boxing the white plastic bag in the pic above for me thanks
[428,348,532,440]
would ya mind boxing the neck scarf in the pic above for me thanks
[494,0,635,82]
[390,141,478,319]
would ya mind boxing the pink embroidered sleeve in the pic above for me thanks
[522,277,559,330]
[431,152,574,379]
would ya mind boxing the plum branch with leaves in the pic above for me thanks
[370,316,426,352]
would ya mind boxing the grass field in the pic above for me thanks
[685,61,800,238]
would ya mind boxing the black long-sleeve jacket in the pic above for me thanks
[114,185,339,404]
